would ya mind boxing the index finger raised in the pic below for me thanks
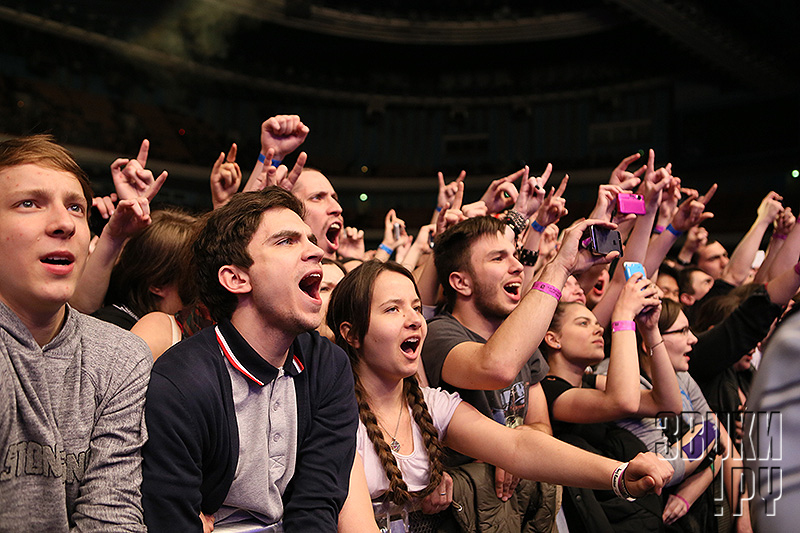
[136,139,149,166]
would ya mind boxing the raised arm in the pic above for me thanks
[248,115,308,186]
[442,219,619,390]
[209,143,242,209]
[721,191,783,286]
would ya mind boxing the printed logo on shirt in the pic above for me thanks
[491,380,529,429]
[0,441,90,483]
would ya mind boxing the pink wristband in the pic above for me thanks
[532,281,561,301]
[653,225,665,234]
[674,494,690,512]
[611,320,636,332]
[774,233,788,241]
[794,262,800,276]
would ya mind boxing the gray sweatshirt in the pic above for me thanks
[0,302,152,532]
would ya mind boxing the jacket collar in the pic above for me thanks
[215,319,304,387]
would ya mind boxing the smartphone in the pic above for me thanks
[588,226,622,256]
[617,192,646,215]
[392,222,401,241]
[623,261,647,281]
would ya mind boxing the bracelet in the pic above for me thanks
[504,210,528,236]
[773,233,788,241]
[648,339,665,357]
[794,262,800,276]
[530,219,546,233]
[611,320,636,332]
[257,153,267,164]
[435,205,443,213]
[517,247,539,267]
[378,243,393,255]
[532,281,561,301]
[271,158,282,167]
[665,224,683,237]
[674,494,690,513]
[611,462,636,501]
[653,225,665,235]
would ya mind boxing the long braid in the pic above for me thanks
[353,374,413,506]
[404,376,446,498]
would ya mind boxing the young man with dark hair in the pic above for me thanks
[422,215,616,507]
[142,187,358,532]
[0,135,152,530]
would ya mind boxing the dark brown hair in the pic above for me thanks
[106,208,198,318]
[433,216,506,311]
[193,188,304,322]
[327,260,444,505]
[0,134,92,216]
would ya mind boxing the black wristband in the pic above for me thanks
[516,247,539,267]
[504,210,527,236]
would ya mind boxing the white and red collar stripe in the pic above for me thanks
[215,326,265,386]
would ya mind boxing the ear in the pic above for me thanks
[544,331,561,351]
[449,271,473,298]
[218,264,252,295]
[149,286,167,298]
[679,292,695,307]
[339,322,360,349]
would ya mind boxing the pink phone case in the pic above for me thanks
[617,193,647,215]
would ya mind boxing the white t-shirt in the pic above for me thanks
[358,387,462,500]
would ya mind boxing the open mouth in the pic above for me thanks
[593,278,605,295]
[326,222,342,247]
[299,272,322,301]
[401,337,420,355]
[503,282,521,297]
[40,252,75,270]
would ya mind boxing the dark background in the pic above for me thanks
[1,0,798,247]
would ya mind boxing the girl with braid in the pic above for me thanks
[328,261,674,532]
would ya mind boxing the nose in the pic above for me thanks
[304,236,324,263]
[510,255,524,274]
[47,205,77,238]
[327,196,342,216]
[687,330,698,345]
[405,308,423,329]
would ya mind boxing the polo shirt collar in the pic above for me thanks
[215,319,304,387]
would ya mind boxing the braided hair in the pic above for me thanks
[327,260,445,505]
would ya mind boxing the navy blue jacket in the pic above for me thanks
[142,320,358,532]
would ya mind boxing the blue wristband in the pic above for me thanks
[378,243,393,255]
[435,205,443,213]
[271,158,282,167]
[257,153,266,164]
[530,220,546,233]
[666,224,683,237]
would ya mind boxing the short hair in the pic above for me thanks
[0,134,92,215]
[193,188,304,322]
[106,208,198,318]
[433,216,506,310]
[677,266,705,296]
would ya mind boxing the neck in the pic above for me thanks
[230,305,295,368]
[547,352,588,388]
[451,300,503,340]
[357,363,406,415]
[0,297,66,347]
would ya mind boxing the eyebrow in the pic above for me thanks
[12,188,87,206]
[379,297,421,307]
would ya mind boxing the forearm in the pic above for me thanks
[413,255,440,307]
[765,260,800,305]
[769,222,800,280]
[603,326,643,416]
[639,333,682,415]
[644,231,680,277]
[723,220,771,286]
[70,232,128,313]
[674,462,716,508]
[753,237,782,284]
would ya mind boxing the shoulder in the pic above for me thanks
[131,311,178,360]
[72,310,152,375]
[294,330,351,372]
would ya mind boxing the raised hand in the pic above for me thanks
[110,139,168,202]
[756,191,784,226]
[480,168,524,214]
[670,184,717,233]
[774,207,796,237]
[553,219,620,276]
[437,170,466,212]
[533,173,569,228]
[338,226,366,259]
[260,115,309,161]
[210,143,242,209]
[609,152,646,190]
[103,198,152,241]
[512,164,551,219]
[92,193,118,219]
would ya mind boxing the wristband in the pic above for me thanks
[271,158,282,167]
[504,209,528,236]
[794,262,800,276]
[674,494,690,513]
[531,281,561,301]
[516,247,539,267]
[611,320,636,332]
[257,153,267,164]
[611,462,636,501]
[530,219,546,233]
[435,205,443,213]
[773,233,788,241]
[653,225,665,234]
[378,243,393,255]
[665,224,683,237]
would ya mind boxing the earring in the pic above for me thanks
[556,344,561,349]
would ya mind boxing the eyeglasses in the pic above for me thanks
[662,325,692,336]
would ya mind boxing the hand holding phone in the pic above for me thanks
[583,226,622,256]
[623,261,647,282]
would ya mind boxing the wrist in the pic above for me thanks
[378,242,394,255]
[611,320,636,333]
[539,261,570,288]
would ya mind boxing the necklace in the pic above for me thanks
[377,402,404,452]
